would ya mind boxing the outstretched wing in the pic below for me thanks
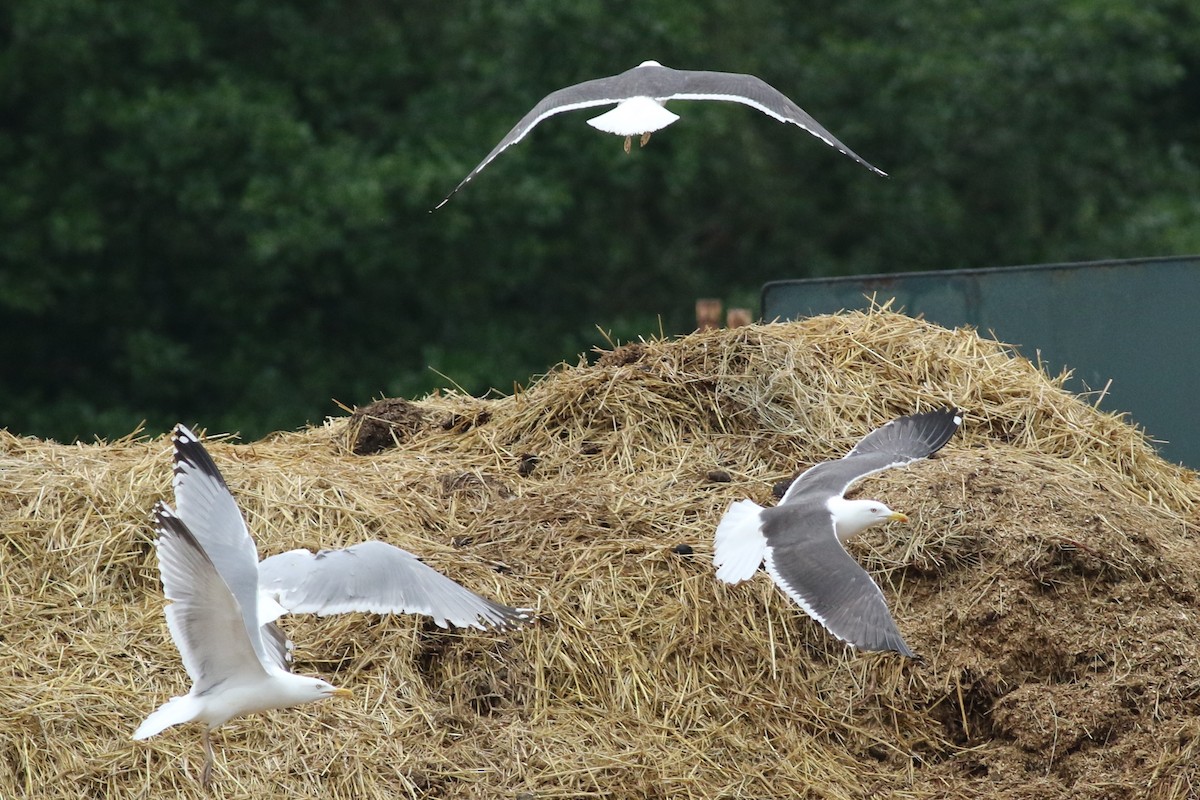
[760,503,913,656]
[152,502,271,690]
[664,69,886,176]
[435,68,645,208]
[168,425,281,669]
[781,409,962,504]
[258,541,532,630]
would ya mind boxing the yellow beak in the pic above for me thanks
[888,511,909,523]
[331,687,354,699]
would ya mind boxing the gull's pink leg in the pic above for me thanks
[199,729,214,788]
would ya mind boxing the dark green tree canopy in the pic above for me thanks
[2,0,1197,440]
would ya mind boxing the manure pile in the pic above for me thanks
[3,310,1199,799]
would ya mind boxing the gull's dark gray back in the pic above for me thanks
[590,64,801,107]
[530,64,675,116]
[554,63,794,106]
[607,63,683,99]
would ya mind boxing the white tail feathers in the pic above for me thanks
[713,499,768,584]
[132,694,201,740]
[586,97,679,136]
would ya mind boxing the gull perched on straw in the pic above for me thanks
[713,409,962,657]
[436,59,885,208]
[135,424,531,786]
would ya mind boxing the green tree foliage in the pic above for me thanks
[2,0,1197,440]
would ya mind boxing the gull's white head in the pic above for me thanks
[637,60,663,68]
[829,497,908,542]
[282,675,353,707]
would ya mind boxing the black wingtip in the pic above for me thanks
[852,155,888,178]
[899,407,963,458]
[926,407,964,453]
[151,500,201,549]
[846,407,963,462]
[854,619,918,659]
[494,604,538,631]
[149,499,171,529]
[170,423,230,488]
[857,633,916,659]
[434,176,472,210]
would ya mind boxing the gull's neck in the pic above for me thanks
[826,496,884,542]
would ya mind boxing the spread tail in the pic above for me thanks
[586,97,679,136]
[713,499,768,584]
[133,694,201,740]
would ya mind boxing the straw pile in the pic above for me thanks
[3,310,1199,799]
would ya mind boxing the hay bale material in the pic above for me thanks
[2,310,1199,799]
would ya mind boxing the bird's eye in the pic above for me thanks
[869,507,880,514]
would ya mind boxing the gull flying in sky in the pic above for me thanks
[437,60,886,208]
[713,409,962,658]
[134,425,531,785]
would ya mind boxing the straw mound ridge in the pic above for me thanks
[3,311,1199,799]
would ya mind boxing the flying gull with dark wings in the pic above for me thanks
[437,60,885,207]
[713,409,962,658]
